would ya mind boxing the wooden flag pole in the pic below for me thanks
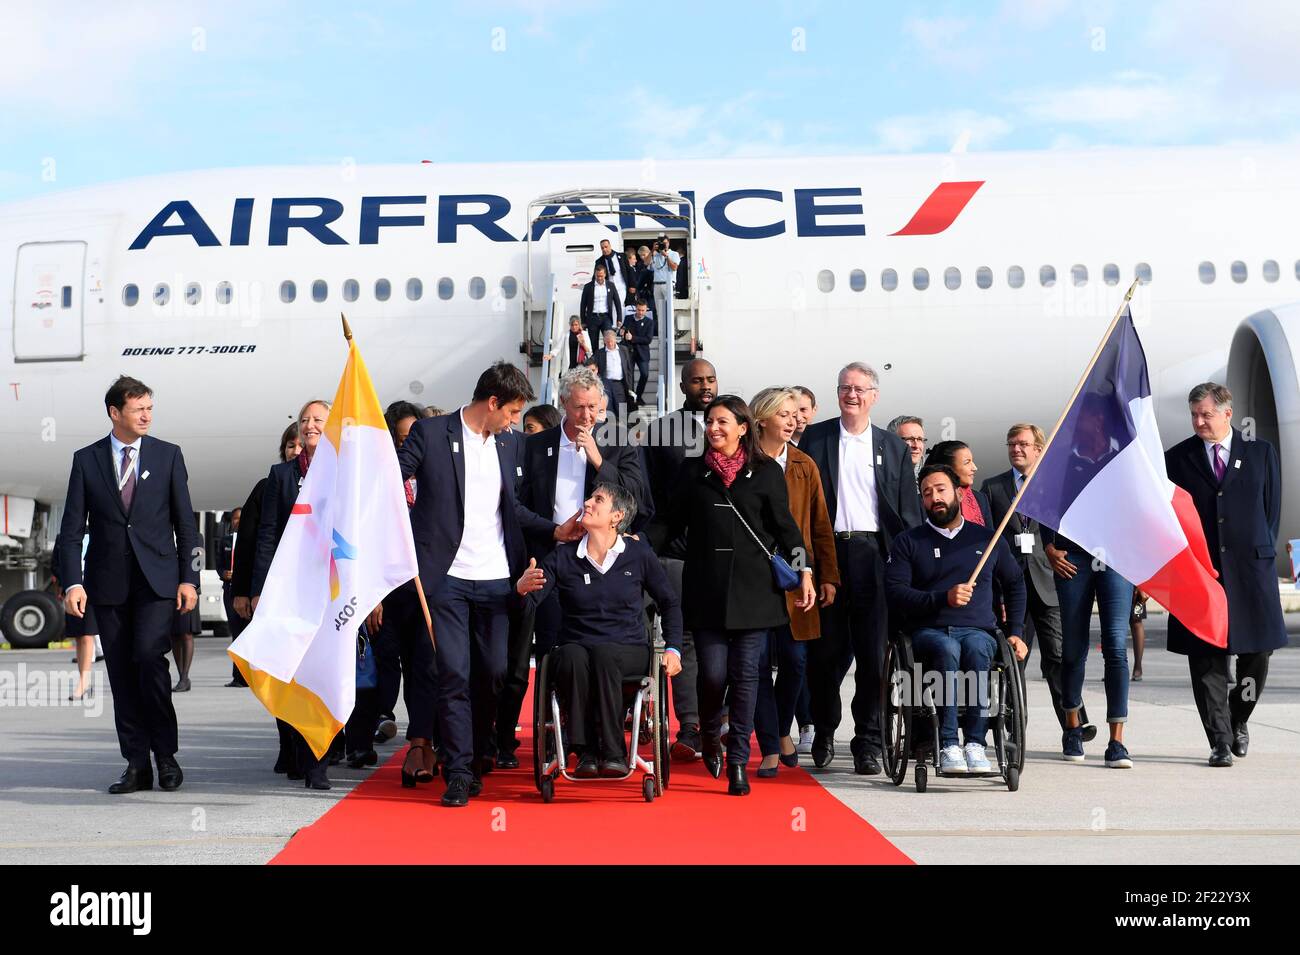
[340,312,353,342]
[964,277,1141,585]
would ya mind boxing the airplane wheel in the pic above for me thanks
[1,590,63,649]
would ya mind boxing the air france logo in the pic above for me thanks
[50,885,151,935]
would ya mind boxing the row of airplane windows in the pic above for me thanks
[118,258,1300,307]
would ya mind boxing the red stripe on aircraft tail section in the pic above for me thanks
[890,180,985,236]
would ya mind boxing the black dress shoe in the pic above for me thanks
[599,758,630,778]
[496,751,520,770]
[1209,745,1234,768]
[468,776,484,797]
[671,725,702,762]
[347,750,378,769]
[779,751,799,768]
[156,756,183,791]
[305,769,331,790]
[756,763,779,778]
[853,752,882,776]
[574,752,599,778]
[225,678,248,688]
[811,733,835,768]
[1232,723,1249,758]
[727,763,751,796]
[441,776,471,807]
[108,766,153,794]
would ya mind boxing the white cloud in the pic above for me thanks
[870,110,1014,153]
[901,15,985,70]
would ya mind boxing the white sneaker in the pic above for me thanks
[964,742,993,774]
[940,745,968,773]
[797,725,814,754]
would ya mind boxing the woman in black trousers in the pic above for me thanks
[668,395,817,795]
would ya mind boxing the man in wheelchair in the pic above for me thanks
[517,483,683,778]
[884,465,1029,774]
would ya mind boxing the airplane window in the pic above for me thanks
[1007,266,1024,289]
[407,278,423,301]
[849,269,866,292]
[975,266,992,289]
[912,268,929,291]
[1071,264,1087,287]
[185,282,201,305]
[817,270,835,293]
[1103,263,1119,285]
[944,267,960,290]
[1296,260,1300,281]
[375,278,391,302]
[469,276,486,300]
[216,281,232,304]
[343,279,359,302]
[1263,260,1279,282]
[280,280,296,303]
[1198,262,1216,284]
[1135,262,1152,284]
[122,284,139,307]
[438,278,454,300]
[1039,265,1056,287]
[501,276,518,299]
[153,283,170,306]
[881,268,898,291]
[1230,261,1247,284]
[62,286,72,308]
[312,280,328,303]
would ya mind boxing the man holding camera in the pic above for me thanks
[651,235,679,340]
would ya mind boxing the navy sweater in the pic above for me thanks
[885,520,1026,634]
[526,536,683,652]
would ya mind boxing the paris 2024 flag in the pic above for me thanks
[229,331,418,757]
[1017,306,1228,648]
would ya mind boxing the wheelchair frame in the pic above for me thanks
[532,620,671,803]
[880,628,1027,793]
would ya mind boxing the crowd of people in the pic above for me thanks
[57,351,1286,800]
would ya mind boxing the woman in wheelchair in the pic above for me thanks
[884,464,1028,775]
[517,483,683,779]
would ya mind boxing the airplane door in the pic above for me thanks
[13,241,86,361]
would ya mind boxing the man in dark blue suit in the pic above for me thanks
[797,362,922,774]
[621,298,656,408]
[58,376,200,794]
[397,362,578,806]
[1165,382,1288,767]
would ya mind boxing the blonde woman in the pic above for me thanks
[749,387,840,777]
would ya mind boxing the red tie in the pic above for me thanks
[404,478,416,508]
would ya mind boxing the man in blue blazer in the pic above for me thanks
[397,362,576,806]
[621,298,656,407]
[58,376,200,794]
[796,362,922,774]
[1165,382,1288,767]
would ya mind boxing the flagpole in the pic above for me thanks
[341,311,438,650]
[964,278,1141,586]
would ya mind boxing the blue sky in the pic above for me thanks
[2,0,1297,202]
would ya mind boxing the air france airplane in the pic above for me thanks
[2,145,1299,631]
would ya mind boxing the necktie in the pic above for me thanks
[1213,443,1226,482]
[120,446,136,511]
[404,477,416,508]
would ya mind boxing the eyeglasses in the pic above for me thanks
[902,436,926,445]
[837,385,878,397]
[1006,441,1038,450]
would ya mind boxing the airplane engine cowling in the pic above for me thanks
[1225,305,1300,576]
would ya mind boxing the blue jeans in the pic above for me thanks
[1056,552,1133,723]
[696,628,766,767]
[911,627,996,748]
[752,626,808,756]
[427,575,512,780]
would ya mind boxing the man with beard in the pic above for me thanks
[643,357,718,760]
[884,464,1028,775]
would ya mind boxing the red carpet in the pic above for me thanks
[271,683,912,865]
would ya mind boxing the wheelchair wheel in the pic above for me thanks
[533,654,552,793]
[1006,766,1020,793]
[654,656,670,794]
[642,776,655,802]
[914,763,928,793]
[1006,652,1027,773]
[540,776,555,803]
[880,639,911,787]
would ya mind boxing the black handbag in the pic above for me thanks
[719,486,803,592]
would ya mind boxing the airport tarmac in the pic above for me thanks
[1,616,1296,866]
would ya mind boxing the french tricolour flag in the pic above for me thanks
[1018,307,1228,648]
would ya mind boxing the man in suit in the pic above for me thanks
[622,298,656,408]
[396,362,580,806]
[797,361,922,774]
[579,264,622,356]
[592,328,635,420]
[58,375,200,794]
[594,238,632,299]
[887,415,927,484]
[494,365,652,765]
[1165,382,1288,767]
[217,508,248,687]
[643,357,718,759]
[982,423,1093,737]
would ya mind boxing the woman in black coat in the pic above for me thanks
[668,395,817,795]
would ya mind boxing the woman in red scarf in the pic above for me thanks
[925,440,992,527]
[667,395,817,795]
